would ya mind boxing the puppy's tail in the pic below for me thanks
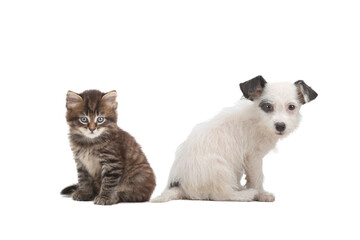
[60,184,78,195]
[151,187,185,203]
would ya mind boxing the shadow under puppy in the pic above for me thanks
[152,75,317,202]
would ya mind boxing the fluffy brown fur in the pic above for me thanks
[61,89,156,205]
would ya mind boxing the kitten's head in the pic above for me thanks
[66,90,118,140]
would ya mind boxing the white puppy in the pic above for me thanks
[152,76,317,202]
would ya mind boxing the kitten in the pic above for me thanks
[61,90,156,205]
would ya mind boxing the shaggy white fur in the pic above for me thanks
[152,76,317,202]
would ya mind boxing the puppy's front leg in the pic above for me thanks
[245,156,275,202]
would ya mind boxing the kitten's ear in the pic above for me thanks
[294,80,318,104]
[239,75,267,101]
[66,91,83,109]
[102,90,118,109]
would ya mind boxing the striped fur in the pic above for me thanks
[61,90,156,205]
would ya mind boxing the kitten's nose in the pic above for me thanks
[89,123,96,133]
[275,122,286,132]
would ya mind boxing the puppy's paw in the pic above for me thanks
[235,189,258,202]
[255,192,275,202]
[72,191,94,201]
[243,189,258,201]
[94,195,117,205]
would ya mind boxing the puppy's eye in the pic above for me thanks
[266,105,273,111]
[80,117,88,123]
[288,105,296,111]
[260,102,274,113]
[97,117,105,123]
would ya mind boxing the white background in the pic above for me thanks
[1,0,359,239]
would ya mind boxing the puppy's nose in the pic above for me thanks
[275,122,286,132]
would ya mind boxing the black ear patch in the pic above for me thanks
[294,80,318,104]
[240,75,267,101]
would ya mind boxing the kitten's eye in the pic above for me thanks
[288,105,296,111]
[97,117,105,123]
[80,117,88,123]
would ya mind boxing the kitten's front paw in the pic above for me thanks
[255,192,275,202]
[94,195,117,205]
[72,191,94,201]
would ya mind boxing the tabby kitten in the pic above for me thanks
[61,90,156,205]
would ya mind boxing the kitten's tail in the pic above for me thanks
[150,187,185,203]
[60,184,78,195]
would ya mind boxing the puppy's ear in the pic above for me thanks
[240,75,267,101]
[294,80,318,104]
[66,91,83,109]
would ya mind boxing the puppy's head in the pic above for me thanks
[240,76,317,137]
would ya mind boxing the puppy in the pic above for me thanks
[152,76,317,202]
